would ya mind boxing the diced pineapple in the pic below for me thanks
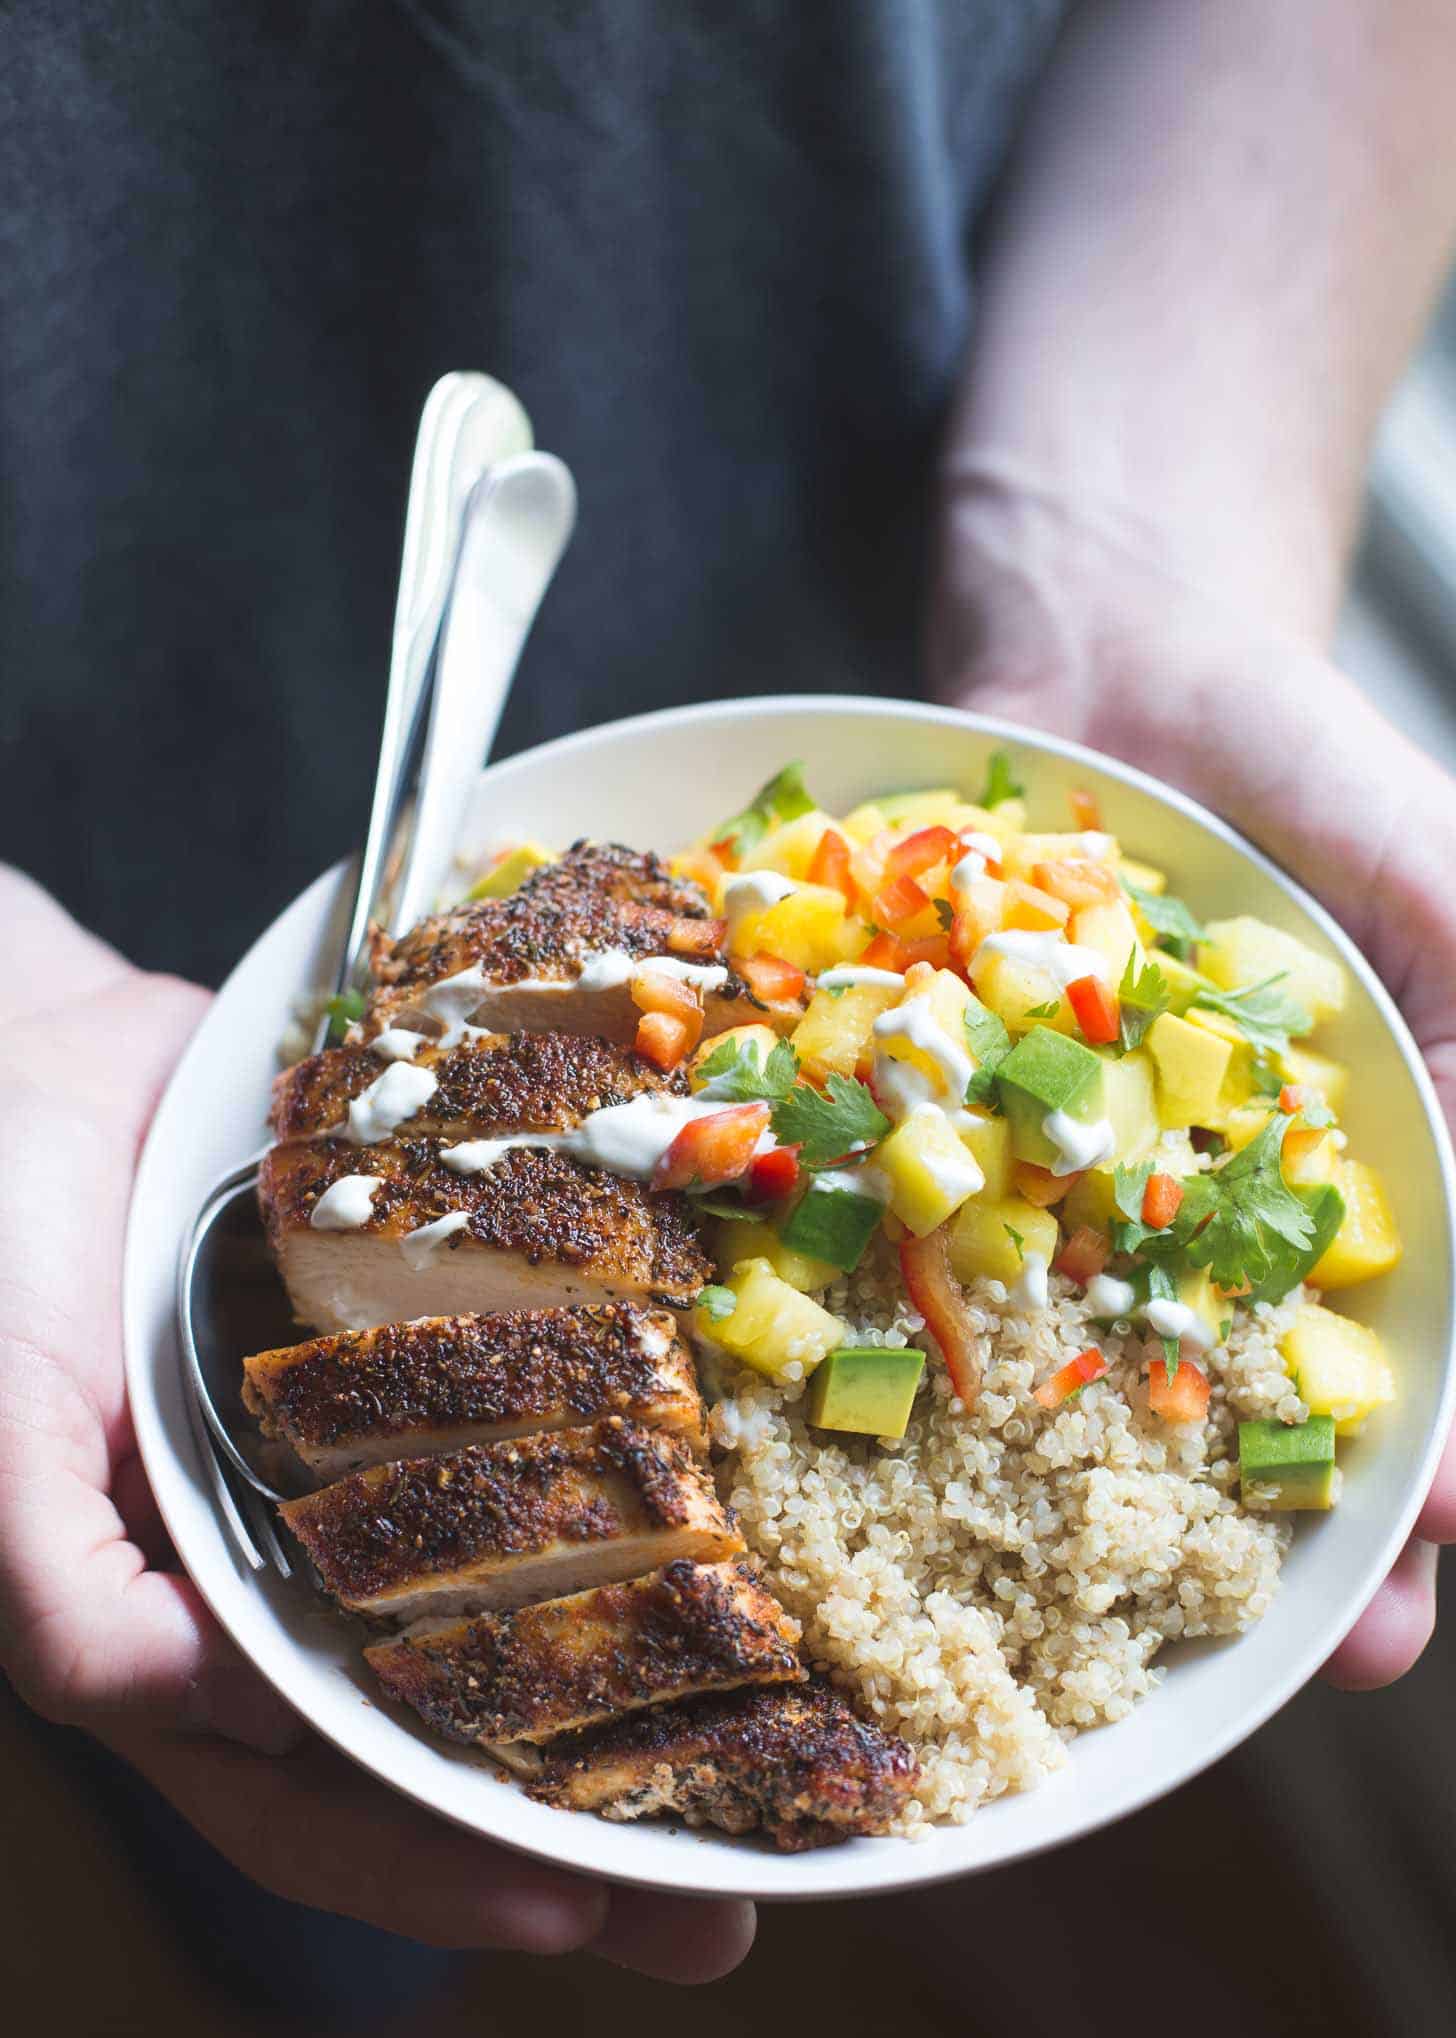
[1069,899,1143,983]
[1117,856,1167,895]
[1102,1051,1160,1162]
[877,970,974,1090]
[466,842,553,900]
[739,810,842,880]
[1280,1302,1395,1434]
[876,1105,986,1237]
[976,798,1028,842]
[961,1112,1013,1199]
[1177,1265,1224,1346]
[972,950,1076,1035]
[791,981,900,1082]
[699,1258,845,1380]
[1279,1044,1349,1118]
[1062,1129,1197,1235]
[1309,1160,1403,1288]
[730,882,862,973]
[869,788,962,826]
[711,1218,837,1294]
[1146,1011,1232,1130]
[1001,831,1118,882]
[1003,880,1070,933]
[689,1023,779,1089]
[1200,916,1346,1026]
[947,1194,1059,1285]
[839,801,890,845]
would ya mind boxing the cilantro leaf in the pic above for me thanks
[772,1074,890,1168]
[1191,974,1312,1058]
[1024,1000,1062,1020]
[1004,1223,1026,1260]
[934,897,955,934]
[1250,1059,1286,1100]
[325,988,365,1042]
[694,1035,799,1103]
[963,996,1013,1106]
[1178,1115,1317,1292]
[1145,1261,1181,1385]
[711,763,816,859]
[1121,882,1208,955]
[697,1285,737,1323]
[1113,1160,1155,1224]
[690,1193,756,1220]
[1292,1092,1336,1129]
[1116,953,1171,1053]
[979,750,1024,809]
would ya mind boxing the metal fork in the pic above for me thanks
[176,377,576,1573]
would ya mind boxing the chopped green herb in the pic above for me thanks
[1220,1318,1233,1345]
[697,1284,737,1323]
[1179,1116,1318,1292]
[1116,953,1171,1053]
[1122,882,1207,956]
[1024,1000,1062,1020]
[324,988,366,1042]
[711,763,816,859]
[979,750,1024,809]
[934,897,955,934]
[1293,1093,1336,1130]
[963,996,1013,1106]
[772,1074,890,1169]
[690,1193,755,1220]
[1004,1223,1026,1260]
[1146,1262,1181,1385]
[694,1035,799,1103]
[1191,973,1312,1058]
[1250,1059,1286,1099]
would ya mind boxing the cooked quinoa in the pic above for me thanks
[709,1241,1310,1836]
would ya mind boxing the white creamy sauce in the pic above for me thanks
[370,1027,427,1063]
[399,1210,472,1269]
[814,1163,892,1204]
[1085,1273,1138,1321]
[1144,1297,1215,1353]
[900,1103,986,1202]
[416,965,495,1046]
[721,871,799,940]
[345,1062,439,1144]
[438,1092,731,1186]
[636,1317,674,1359]
[871,1053,979,1136]
[949,850,987,895]
[418,951,726,1041]
[1071,831,1116,861]
[816,965,907,992]
[308,1174,383,1230]
[1042,1108,1117,1177]
[972,929,1112,989]
[874,995,976,1102]
[630,955,729,990]
[1010,1249,1050,1311]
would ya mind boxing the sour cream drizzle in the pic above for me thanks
[1010,1250,1050,1311]
[816,965,907,992]
[370,1027,427,1063]
[345,1062,439,1144]
[439,1092,733,1185]
[1085,1273,1137,1321]
[972,929,1113,989]
[399,1210,472,1269]
[309,1175,383,1230]
[1042,1108,1117,1177]
[873,995,976,1102]
[1144,1297,1215,1354]
[949,833,1003,896]
[721,871,799,939]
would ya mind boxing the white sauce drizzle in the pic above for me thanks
[873,995,976,1102]
[721,871,800,940]
[972,930,1112,989]
[816,965,907,992]
[1042,1108,1117,1177]
[1085,1273,1138,1321]
[950,834,1002,896]
[814,1163,892,1204]
[1010,1250,1050,1311]
[438,1092,733,1185]
[309,1174,383,1230]
[345,1062,439,1144]
[370,1027,427,1063]
[417,951,728,1043]
[1144,1297,1215,1354]
[636,1317,674,1359]
[900,1102,986,1203]
[400,1210,472,1269]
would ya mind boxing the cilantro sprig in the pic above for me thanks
[1122,881,1207,960]
[1116,953,1170,1054]
[711,763,816,859]
[697,1285,737,1323]
[979,750,1024,809]
[773,1074,890,1168]
[693,1034,799,1104]
[963,996,1013,1106]
[1191,974,1311,1058]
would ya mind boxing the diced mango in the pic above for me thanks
[791,981,900,1082]
[876,1106,986,1237]
[947,1194,1059,1286]
[699,1258,845,1379]
[1102,1050,1160,1162]
[1146,1011,1232,1130]
[1279,1045,1349,1118]
[876,970,974,1090]
[1069,899,1143,984]
[1309,1160,1403,1288]
[730,882,862,973]
[739,810,843,880]
[972,950,1076,1036]
[711,1218,837,1295]
[466,842,553,900]
[1116,856,1167,895]
[689,1023,778,1089]
[839,801,890,845]
[1183,1007,1256,1126]
[960,1112,1013,1199]
[977,798,1028,842]
[1001,831,1118,882]
[1281,1302,1395,1434]
[1200,916,1346,1026]
[1282,1125,1337,1187]
[1156,953,1217,1016]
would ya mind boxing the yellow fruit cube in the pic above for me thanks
[1146,1011,1232,1130]
[839,801,890,845]
[972,950,1076,1035]
[1310,1160,1403,1288]
[872,788,962,826]
[877,1105,987,1236]
[1281,1302,1395,1434]
[1003,880,1070,933]
[1001,831,1119,882]
[1183,1007,1256,1126]
[466,842,553,900]
[960,1112,1013,1199]
[947,1194,1059,1285]
[1279,1045,1349,1118]
[1104,1051,1160,1162]
[1069,899,1143,983]
[699,1258,845,1380]
[689,1023,779,1089]
[791,981,900,1082]
[739,810,841,880]
[730,882,860,973]
[1117,856,1167,895]
[711,1218,837,1295]
[1200,916,1346,1026]
[876,970,974,1092]
[1282,1125,1337,1187]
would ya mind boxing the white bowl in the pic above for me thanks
[123,695,1456,1901]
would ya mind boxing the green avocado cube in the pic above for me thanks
[779,1180,884,1272]
[806,1347,925,1438]
[995,1027,1106,1169]
[1239,1415,1338,1510]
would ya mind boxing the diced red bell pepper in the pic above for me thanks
[744,1143,801,1204]
[631,967,703,1025]
[872,874,931,931]
[1013,1161,1081,1208]
[899,1228,981,1406]
[1279,1083,1308,1115]
[859,931,911,972]
[1054,1226,1110,1285]
[1141,1171,1184,1228]
[635,1011,695,1071]
[1034,1346,1108,1409]
[652,1102,772,1191]
[807,828,855,902]
[740,951,808,1003]
[885,825,959,884]
[666,914,727,958]
[901,936,951,971]
[1068,788,1103,831]
[1033,859,1119,910]
[1066,974,1120,1046]
[1147,1358,1210,1424]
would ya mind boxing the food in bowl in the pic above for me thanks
[244,749,1401,1844]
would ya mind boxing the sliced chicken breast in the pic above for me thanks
[529,1681,919,1850]
[258,1139,712,1334]
[242,1305,705,1477]
[365,1560,803,1745]
[278,1417,742,1622]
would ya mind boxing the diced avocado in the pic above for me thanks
[711,1217,837,1294]
[996,1027,1105,1169]
[1151,952,1216,1015]
[1280,1303,1395,1436]
[1239,1415,1338,1510]
[1100,1050,1159,1162]
[1183,1007,1256,1125]
[467,842,553,900]
[1146,1011,1232,1130]
[780,1179,884,1272]
[807,1347,926,1438]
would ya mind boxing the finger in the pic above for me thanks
[0,865,132,1026]
[589,1888,757,1984]
[1321,1538,1438,1690]
[1414,1417,1456,1544]
[121,1733,611,1955]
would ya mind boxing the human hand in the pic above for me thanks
[930,471,1456,1689]
[0,870,753,1980]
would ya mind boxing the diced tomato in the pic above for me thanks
[860,930,911,972]
[901,936,951,971]
[1141,1171,1184,1228]
[1013,1162,1080,1208]
[1033,859,1119,910]
[1066,974,1120,1047]
[666,914,727,958]
[635,1011,695,1071]
[885,825,959,884]
[710,837,739,868]
[744,1143,801,1204]
[898,1228,980,1405]
[1068,788,1103,831]
[807,828,855,902]
[1147,1358,1210,1424]
[740,951,808,1003]
[1034,1346,1108,1409]
[872,874,931,931]
[1054,1226,1110,1284]
[652,1102,773,1191]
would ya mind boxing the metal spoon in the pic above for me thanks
[177,402,575,1573]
